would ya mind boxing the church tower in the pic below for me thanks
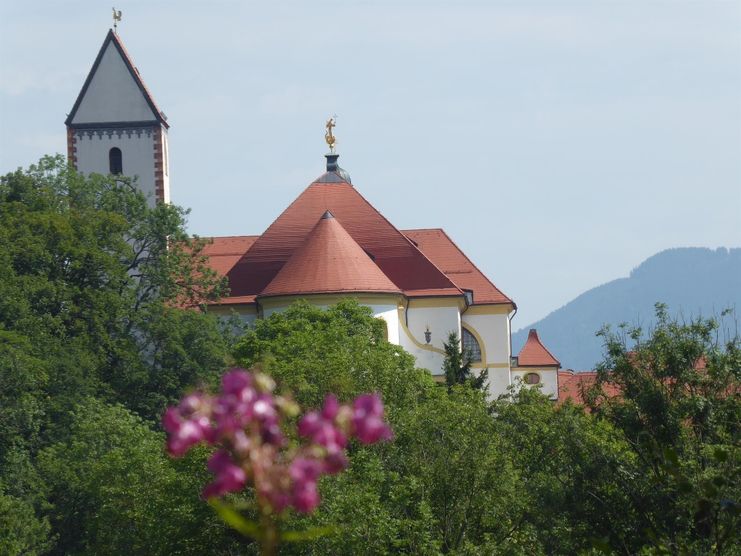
[66,29,170,206]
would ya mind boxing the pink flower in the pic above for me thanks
[352,393,393,444]
[163,368,394,518]
[297,410,321,438]
[323,448,348,474]
[292,481,320,513]
[321,395,340,420]
[298,395,348,451]
[289,459,323,513]
[162,407,211,457]
[202,450,247,498]
[290,457,323,483]
[221,369,253,395]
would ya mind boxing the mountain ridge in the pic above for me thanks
[512,247,741,370]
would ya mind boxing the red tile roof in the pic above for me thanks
[557,357,713,406]
[202,236,258,277]
[226,180,462,299]
[212,295,257,305]
[518,329,560,367]
[403,228,513,305]
[557,370,621,406]
[260,212,401,298]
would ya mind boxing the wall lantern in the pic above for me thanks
[424,326,432,344]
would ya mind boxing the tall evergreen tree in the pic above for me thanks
[442,331,487,391]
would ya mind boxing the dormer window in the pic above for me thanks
[109,147,123,175]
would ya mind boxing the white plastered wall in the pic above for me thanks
[209,305,258,327]
[400,301,461,377]
[461,309,513,398]
[511,367,559,400]
[74,130,157,206]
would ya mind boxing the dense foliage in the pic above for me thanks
[586,306,741,554]
[0,156,239,554]
[0,158,738,554]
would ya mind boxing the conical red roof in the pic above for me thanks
[518,329,560,367]
[260,211,401,298]
[226,180,461,298]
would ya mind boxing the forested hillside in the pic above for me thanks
[1,157,738,555]
[513,247,741,370]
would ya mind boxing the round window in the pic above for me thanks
[524,372,541,385]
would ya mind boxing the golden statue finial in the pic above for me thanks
[112,7,122,32]
[325,116,337,153]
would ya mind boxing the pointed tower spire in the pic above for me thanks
[66,29,171,206]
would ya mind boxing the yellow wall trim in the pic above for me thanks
[209,305,257,315]
[407,296,466,310]
[260,293,402,310]
[464,303,514,316]
[472,362,510,369]
[396,305,447,355]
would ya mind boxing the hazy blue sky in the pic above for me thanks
[1,1,739,328]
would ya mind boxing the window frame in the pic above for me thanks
[109,147,123,175]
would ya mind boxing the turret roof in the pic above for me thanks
[518,329,560,367]
[260,211,401,298]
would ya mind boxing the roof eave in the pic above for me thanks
[258,289,403,300]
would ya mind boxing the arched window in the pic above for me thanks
[461,327,481,362]
[524,372,541,385]
[109,147,123,175]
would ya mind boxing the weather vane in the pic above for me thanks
[112,7,122,32]
[325,116,337,153]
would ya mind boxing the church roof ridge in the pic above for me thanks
[65,29,168,128]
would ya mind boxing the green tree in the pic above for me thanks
[0,489,52,556]
[492,388,643,554]
[39,399,240,555]
[386,386,525,554]
[0,155,230,438]
[588,304,741,554]
[442,332,487,391]
[232,301,525,554]
[0,155,236,552]
[233,299,436,411]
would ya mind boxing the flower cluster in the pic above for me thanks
[163,368,392,514]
